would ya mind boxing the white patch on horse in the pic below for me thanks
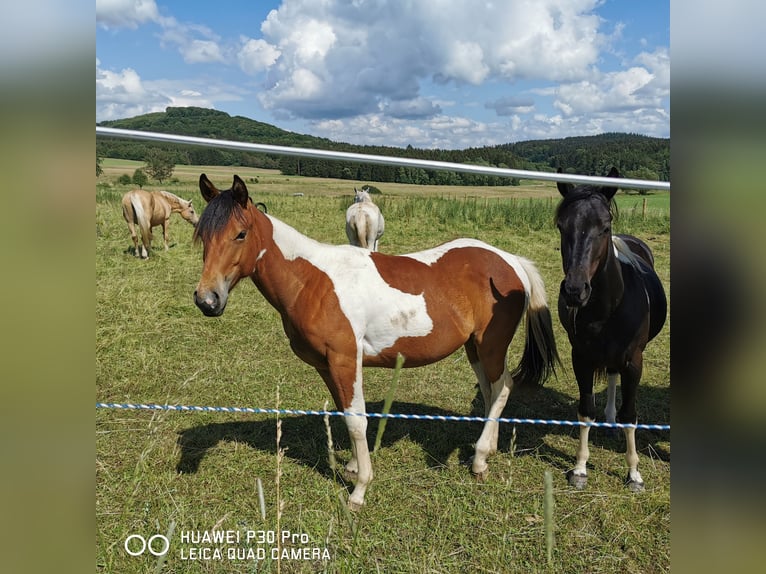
[268,216,433,356]
[407,238,533,295]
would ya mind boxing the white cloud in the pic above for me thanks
[238,39,281,75]
[96,61,218,121]
[180,40,224,64]
[96,1,669,146]
[96,0,159,29]
[244,0,606,121]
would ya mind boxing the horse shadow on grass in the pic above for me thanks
[175,383,669,487]
[505,382,671,484]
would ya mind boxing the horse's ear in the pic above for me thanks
[600,167,620,200]
[556,168,574,197]
[199,174,220,203]
[231,175,250,208]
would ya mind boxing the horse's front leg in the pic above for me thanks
[319,349,372,511]
[569,356,596,489]
[619,353,645,492]
[162,221,170,251]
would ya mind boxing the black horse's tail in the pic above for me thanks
[511,258,561,388]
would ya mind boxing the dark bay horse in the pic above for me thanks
[555,168,667,492]
[193,174,559,510]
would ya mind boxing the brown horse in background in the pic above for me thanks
[121,190,199,258]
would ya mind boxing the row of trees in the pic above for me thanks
[97,107,670,186]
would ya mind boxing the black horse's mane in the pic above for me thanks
[193,190,249,245]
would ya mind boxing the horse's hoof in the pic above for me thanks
[472,467,489,482]
[347,499,364,512]
[626,478,645,493]
[567,471,588,490]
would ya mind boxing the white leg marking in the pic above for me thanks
[472,368,512,478]
[624,426,644,487]
[605,373,618,424]
[345,353,372,510]
[574,414,592,477]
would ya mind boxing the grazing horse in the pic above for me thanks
[555,168,667,492]
[345,187,385,251]
[121,189,199,258]
[193,174,559,510]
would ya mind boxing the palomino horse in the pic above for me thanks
[345,187,385,251]
[121,189,199,258]
[193,174,559,510]
[555,168,667,492]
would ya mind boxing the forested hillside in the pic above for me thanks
[97,107,669,185]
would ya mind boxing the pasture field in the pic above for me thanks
[96,164,670,573]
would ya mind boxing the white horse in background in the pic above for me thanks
[345,187,385,251]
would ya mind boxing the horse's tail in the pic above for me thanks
[130,193,151,247]
[511,257,561,388]
[352,211,370,249]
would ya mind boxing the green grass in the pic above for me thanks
[97,165,670,573]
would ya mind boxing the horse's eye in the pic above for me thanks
[236,230,247,240]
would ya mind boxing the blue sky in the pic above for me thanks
[96,0,669,149]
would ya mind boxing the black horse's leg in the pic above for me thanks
[568,354,596,489]
[618,352,645,492]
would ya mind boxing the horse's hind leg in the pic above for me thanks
[465,338,514,480]
[603,372,619,438]
[471,367,513,480]
[137,223,151,259]
[122,206,140,257]
[127,222,140,256]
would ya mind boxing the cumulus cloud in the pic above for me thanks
[96,60,216,121]
[553,48,669,117]
[96,0,159,29]
[241,0,605,121]
[96,1,669,145]
[238,39,281,75]
[180,40,224,64]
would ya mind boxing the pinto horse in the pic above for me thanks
[121,189,199,258]
[193,174,559,510]
[555,168,667,492]
[345,187,385,251]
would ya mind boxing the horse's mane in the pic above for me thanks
[193,190,249,244]
[554,187,619,222]
[155,190,187,205]
[612,236,649,273]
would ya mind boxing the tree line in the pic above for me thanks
[97,107,669,186]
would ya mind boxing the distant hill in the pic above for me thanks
[97,106,669,185]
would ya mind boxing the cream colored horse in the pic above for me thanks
[121,190,199,258]
[345,188,385,251]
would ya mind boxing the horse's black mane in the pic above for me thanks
[555,187,619,222]
[193,190,249,244]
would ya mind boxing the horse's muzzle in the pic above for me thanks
[560,278,591,308]
[194,289,226,317]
